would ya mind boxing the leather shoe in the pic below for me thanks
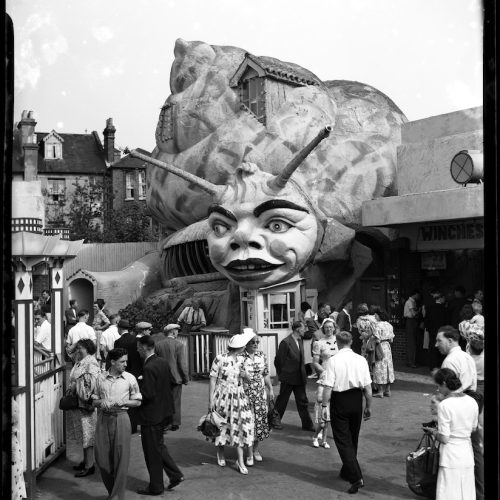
[74,465,95,477]
[347,479,364,494]
[167,476,184,490]
[72,461,85,471]
[136,488,163,496]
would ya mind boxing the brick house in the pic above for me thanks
[107,148,151,210]
[12,111,121,237]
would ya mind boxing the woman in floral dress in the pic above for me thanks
[355,303,378,378]
[67,339,101,476]
[371,308,395,397]
[209,331,255,474]
[241,330,274,466]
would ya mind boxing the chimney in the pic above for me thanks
[18,110,39,180]
[103,118,116,164]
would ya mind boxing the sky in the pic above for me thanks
[6,0,483,153]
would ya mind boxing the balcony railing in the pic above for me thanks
[11,218,43,234]
[43,227,70,240]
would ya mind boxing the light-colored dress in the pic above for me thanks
[372,321,395,385]
[210,352,254,447]
[436,393,478,500]
[241,350,270,442]
[67,354,100,448]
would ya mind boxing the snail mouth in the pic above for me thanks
[224,259,283,279]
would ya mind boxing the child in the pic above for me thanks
[312,377,330,448]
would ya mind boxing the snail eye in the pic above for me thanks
[267,220,291,233]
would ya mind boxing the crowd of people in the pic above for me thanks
[21,287,485,499]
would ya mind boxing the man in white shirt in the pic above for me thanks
[403,289,421,368]
[436,325,482,500]
[436,326,477,391]
[177,299,206,333]
[322,331,372,494]
[100,314,121,361]
[34,310,52,351]
[66,309,96,362]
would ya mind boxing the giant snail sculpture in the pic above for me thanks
[125,125,359,290]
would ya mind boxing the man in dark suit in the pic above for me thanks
[155,324,189,431]
[114,319,142,433]
[274,320,315,431]
[64,299,78,335]
[336,300,353,333]
[136,335,184,495]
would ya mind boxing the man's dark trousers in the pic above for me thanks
[405,318,419,365]
[275,382,313,429]
[140,422,183,493]
[330,388,363,483]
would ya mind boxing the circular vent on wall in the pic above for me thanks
[450,150,483,185]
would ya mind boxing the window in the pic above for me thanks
[239,76,265,124]
[44,142,62,159]
[262,291,296,329]
[47,178,65,202]
[125,172,134,200]
[138,171,146,200]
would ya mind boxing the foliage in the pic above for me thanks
[118,297,176,332]
[66,178,104,241]
[64,177,156,243]
[102,201,156,243]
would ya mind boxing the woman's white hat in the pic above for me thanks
[321,317,336,328]
[228,329,257,348]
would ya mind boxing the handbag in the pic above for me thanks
[59,391,78,411]
[406,432,440,499]
[197,411,223,439]
[267,398,283,430]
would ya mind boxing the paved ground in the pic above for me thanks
[35,366,435,500]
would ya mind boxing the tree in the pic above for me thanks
[66,178,104,242]
[102,201,156,242]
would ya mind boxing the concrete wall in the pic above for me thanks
[396,106,483,195]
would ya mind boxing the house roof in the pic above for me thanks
[12,130,109,175]
[230,53,323,87]
[109,148,151,170]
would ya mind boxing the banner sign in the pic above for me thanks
[415,220,484,251]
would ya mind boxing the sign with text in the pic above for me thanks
[415,220,484,251]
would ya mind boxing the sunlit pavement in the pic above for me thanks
[35,368,434,500]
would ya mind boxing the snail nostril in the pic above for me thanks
[230,243,240,251]
[249,241,262,250]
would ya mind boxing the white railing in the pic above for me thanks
[178,330,278,378]
[34,368,64,470]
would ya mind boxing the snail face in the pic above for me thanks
[207,197,318,289]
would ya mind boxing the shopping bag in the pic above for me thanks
[406,432,439,499]
[423,329,430,350]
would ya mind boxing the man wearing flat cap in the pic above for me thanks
[114,319,142,434]
[155,324,189,431]
[136,321,153,338]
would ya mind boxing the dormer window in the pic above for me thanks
[43,130,64,159]
[239,75,265,124]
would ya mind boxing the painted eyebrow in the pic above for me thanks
[253,200,309,218]
[207,204,237,222]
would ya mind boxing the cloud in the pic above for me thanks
[14,13,68,90]
[41,35,68,64]
[92,26,114,43]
